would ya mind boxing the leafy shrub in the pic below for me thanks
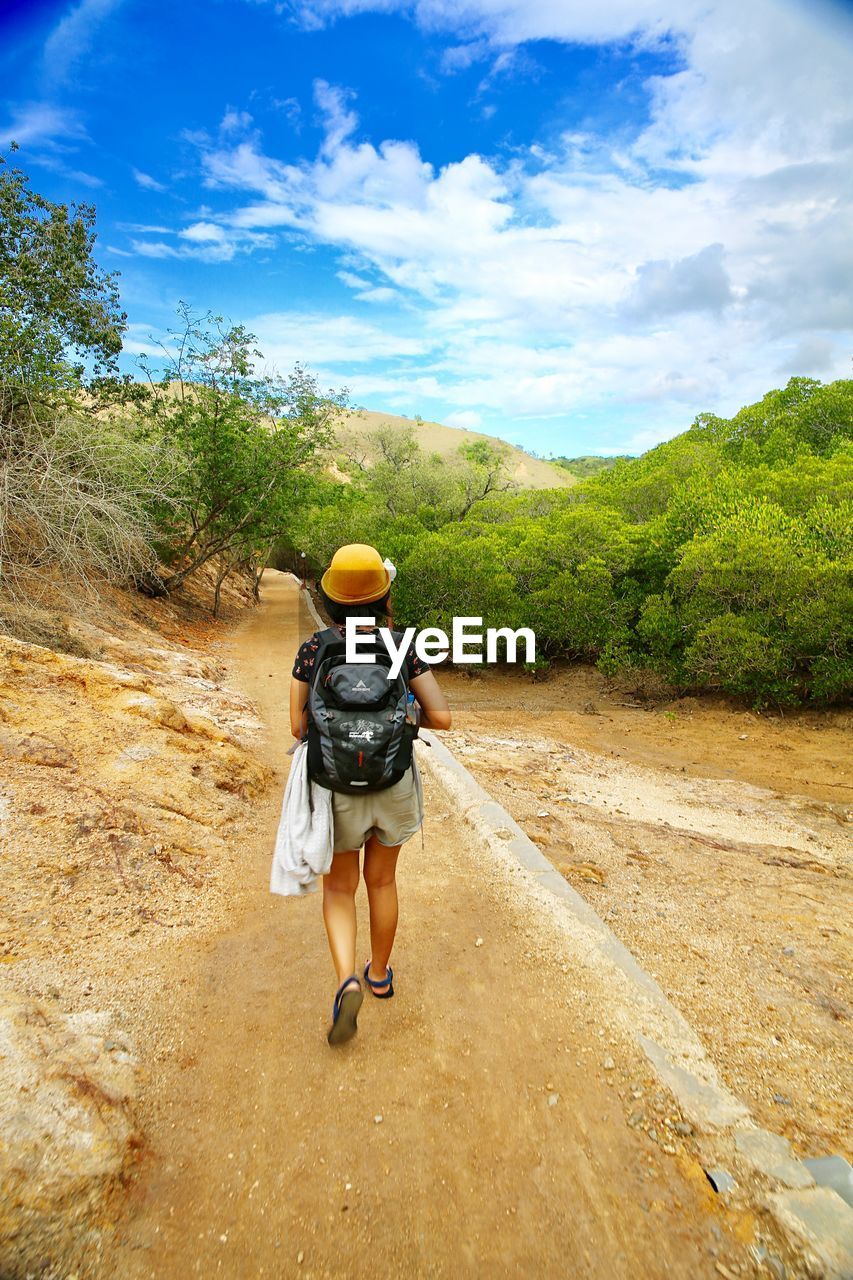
[300,375,852,705]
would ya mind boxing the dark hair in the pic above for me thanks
[318,581,390,626]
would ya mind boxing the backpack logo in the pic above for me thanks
[352,678,370,691]
[348,727,375,742]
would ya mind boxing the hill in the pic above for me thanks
[338,409,574,490]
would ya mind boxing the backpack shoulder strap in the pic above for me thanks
[386,628,413,689]
[308,628,343,686]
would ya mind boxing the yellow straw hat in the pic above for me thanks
[320,543,392,604]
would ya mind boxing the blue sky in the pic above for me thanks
[2,0,852,456]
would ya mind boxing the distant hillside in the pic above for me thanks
[338,410,574,490]
[552,454,634,479]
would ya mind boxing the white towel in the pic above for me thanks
[269,742,333,897]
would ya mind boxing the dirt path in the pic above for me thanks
[100,573,748,1278]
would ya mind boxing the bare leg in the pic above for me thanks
[362,836,401,982]
[322,850,360,990]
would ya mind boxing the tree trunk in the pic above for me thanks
[213,558,230,618]
[252,540,275,603]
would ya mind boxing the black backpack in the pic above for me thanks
[306,627,417,794]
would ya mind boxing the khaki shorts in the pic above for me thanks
[330,761,424,853]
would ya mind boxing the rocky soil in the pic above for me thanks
[0,586,270,1277]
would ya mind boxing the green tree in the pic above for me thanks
[138,308,348,604]
[0,148,125,418]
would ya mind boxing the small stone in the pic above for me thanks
[781,945,795,956]
[603,1056,615,1071]
[547,1093,559,1107]
[475,937,484,947]
[674,1121,693,1136]
[628,1111,644,1128]
[374,1115,383,1124]
[537,810,551,818]
[738,734,748,740]
[219,1234,228,1243]
[297,1251,305,1265]
[773,1093,792,1106]
[704,1168,736,1194]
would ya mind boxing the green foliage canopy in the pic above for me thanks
[137,308,348,598]
[298,376,853,706]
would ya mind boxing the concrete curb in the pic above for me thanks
[298,578,326,630]
[287,576,852,1275]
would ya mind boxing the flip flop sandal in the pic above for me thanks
[327,975,363,1046]
[363,961,394,999]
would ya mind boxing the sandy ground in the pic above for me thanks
[93,573,763,1279]
[438,666,852,1162]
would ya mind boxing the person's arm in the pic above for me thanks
[290,677,310,740]
[409,669,452,731]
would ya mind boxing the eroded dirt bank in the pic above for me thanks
[0,579,270,1276]
[439,666,852,1161]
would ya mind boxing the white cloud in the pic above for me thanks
[281,0,707,43]
[221,109,254,134]
[43,0,123,83]
[131,240,180,260]
[445,410,483,428]
[272,96,302,127]
[337,269,371,289]
[440,39,491,73]
[337,268,401,303]
[313,79,358,155]
[180,220,229,243]
[249,312,432,367]
[131,222,274,263]
[0,102,87,147]
[355,286,399,303]
[628,243,733,317]
[118,221,172,233]
[133,167,167,192]
[174,1,853,442]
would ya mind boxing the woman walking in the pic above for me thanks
[290,544,451,1046]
